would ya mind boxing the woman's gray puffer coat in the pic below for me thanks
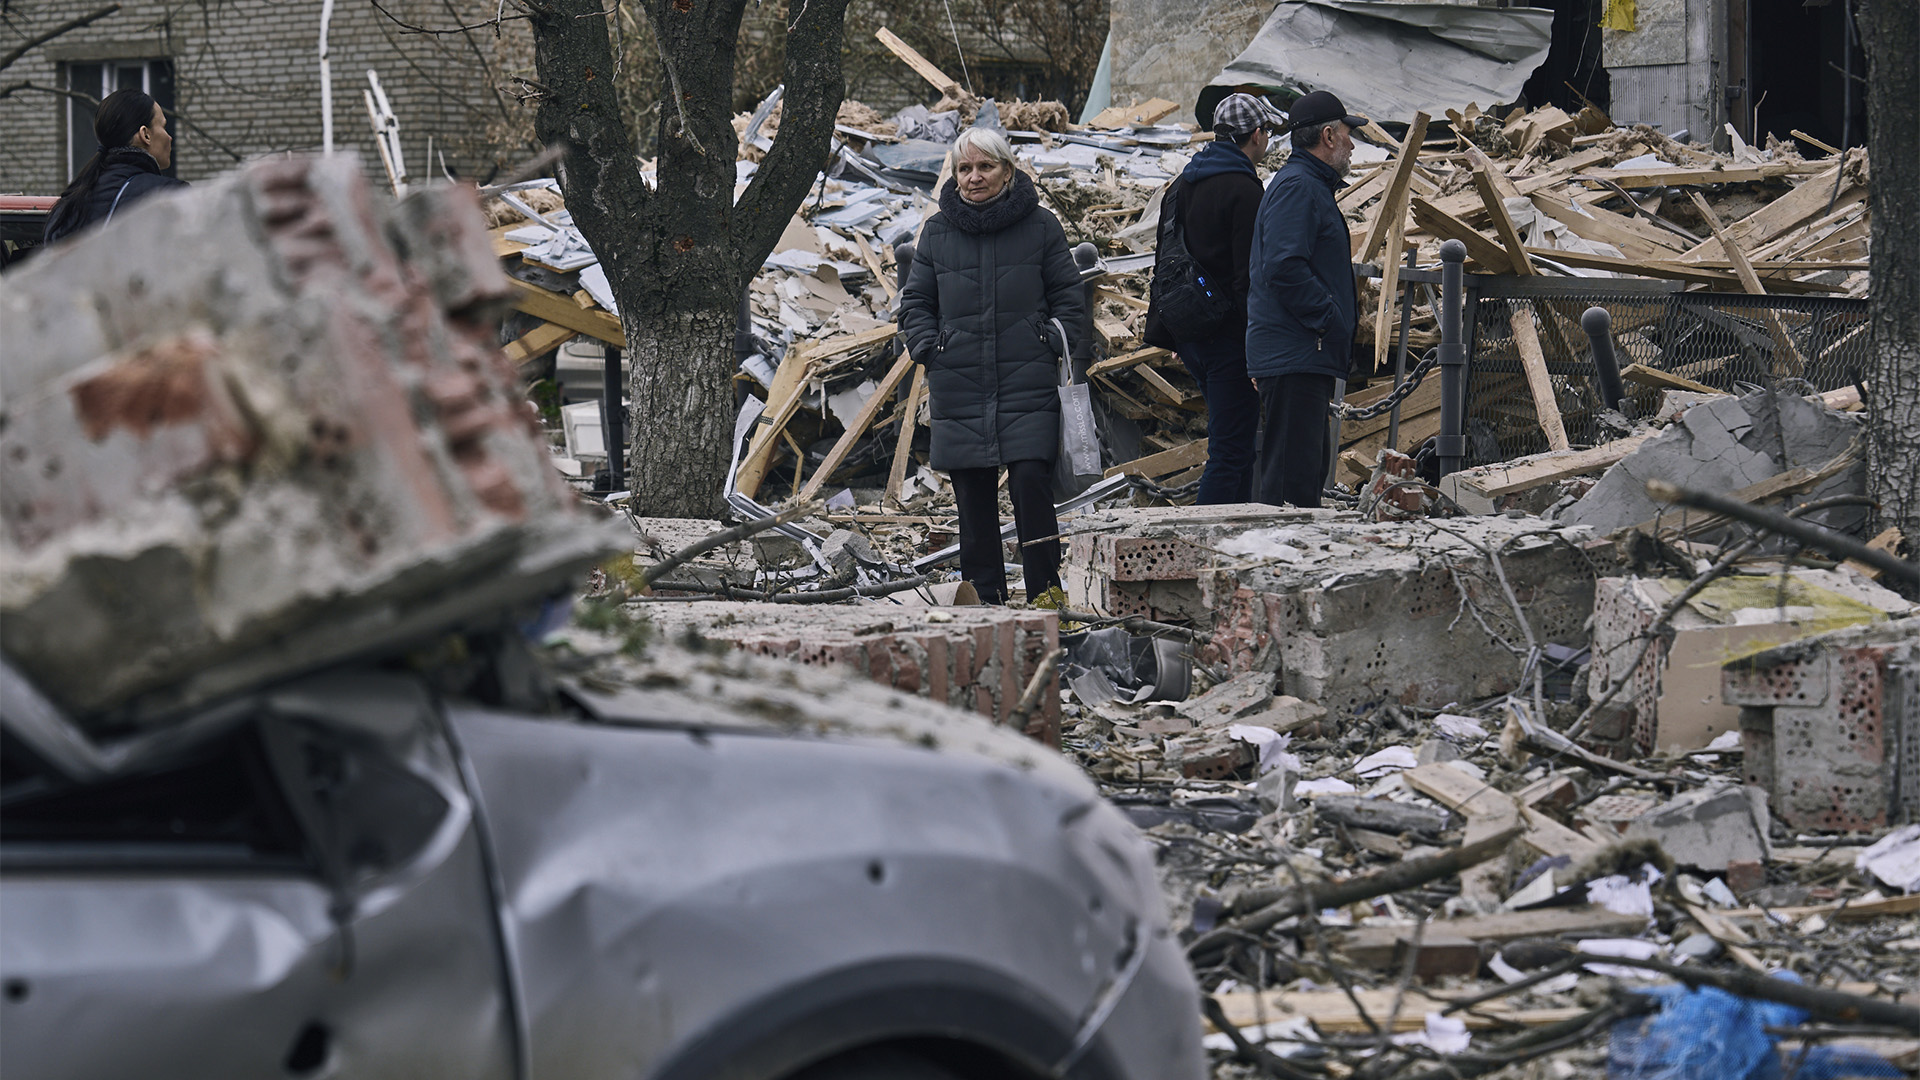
[898,171,1086,471]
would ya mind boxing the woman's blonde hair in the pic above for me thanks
[949,126,1018,173]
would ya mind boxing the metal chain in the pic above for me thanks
[1333,349,1441,421]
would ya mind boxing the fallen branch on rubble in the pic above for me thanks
[1536,951,1920,1030]
[1187,824,1524,964]
[1644,480,1917,583]
[1199,995,1331,1080]
[639,501,822,587]
[1007,648,1067,735]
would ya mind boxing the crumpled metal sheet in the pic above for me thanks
[1202,1,1555,125]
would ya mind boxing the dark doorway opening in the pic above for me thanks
[1740,0,1867,153]
[1522,0,1611,114]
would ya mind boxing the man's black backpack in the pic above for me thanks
[1145,176,1237,346]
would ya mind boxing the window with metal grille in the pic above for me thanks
[61,58,176,181]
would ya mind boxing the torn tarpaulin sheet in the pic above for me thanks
[1197,0,1553,129]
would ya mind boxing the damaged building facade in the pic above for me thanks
[1110,0,1866,154]
[0,0,514,195]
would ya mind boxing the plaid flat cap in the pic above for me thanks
[1210,93,1287,138]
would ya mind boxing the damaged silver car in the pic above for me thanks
[0,636,1205,1080]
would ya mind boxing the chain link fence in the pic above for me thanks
[1458,279,1869,464]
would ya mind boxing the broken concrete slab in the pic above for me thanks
[1587,569,1911,755]
[1725,616,1920,832]
[1175,671,1276,725]
[0,155,626,725]
[1622,784,1771,872]
[632,601,1062,741]
[1064,507,1605,717]
[1560,391,1865,539]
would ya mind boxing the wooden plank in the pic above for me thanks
[1508,304,1571,451]
[1528,192,1685,263]
[1472,162,1534,276]
[1443,430,1658,499]
[874,27,961,95]
[1410,197,1513,272]
[1620,363,1722,395]
[1579,163,1796,187]
[735,348,817,499]
[1095,285,1151,312]
[798,352,915,502]
[806,323,899,363]
[854,234,895,302]
[1135,363,1202,408]
[1335,907,1649,969]
[1516,246,1759,290]
[1402,763,1518,907]
[1680,164,1858,262]
[1841,527,1905,582]
[1088,345,1171,378]
[1214,989,1586,1034]
[503,321,575,367]
[1336,164,1392,213]
[884,365,928,507]
[1357,111,1431,264]
[508,277,625,347]
[1685,902,1766,972]
[1719,893,1920,923]
[1687,190,1807,376]
[1371,221,1410,376]
[1104,439,1208,479]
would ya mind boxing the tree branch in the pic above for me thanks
[732,0,851,267]
[0,4,121,76]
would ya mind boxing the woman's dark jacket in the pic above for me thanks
[43,147,187,244]
[898,170,1087,471]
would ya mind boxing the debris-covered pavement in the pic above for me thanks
[482,28,1916,1080]
[4,16,1915,1080]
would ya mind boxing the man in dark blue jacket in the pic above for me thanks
[1144,92,1283,503]
[1246,90,1366,508]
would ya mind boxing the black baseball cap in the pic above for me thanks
[1286,90,1367,131]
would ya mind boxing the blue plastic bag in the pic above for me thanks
[1609,979,1902,1080]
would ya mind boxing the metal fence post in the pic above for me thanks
[1583,306,1627,412]
[602,345,625,492]
[1436,240,1468,478]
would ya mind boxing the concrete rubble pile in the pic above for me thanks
[0,154,629,727]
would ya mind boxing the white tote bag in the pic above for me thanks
[1052,317,1102,477]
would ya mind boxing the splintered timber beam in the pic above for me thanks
[1357,111,1430,265]
[798,351,915,502]
[885,364,927,507]
[504,321,575,367]
[1507,303,1570,451]
[1686,190,1807,376]
[875,27,962,96]
[735,348,817,500]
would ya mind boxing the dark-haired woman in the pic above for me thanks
[43,88,185,245]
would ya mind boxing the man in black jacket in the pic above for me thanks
[1246,90,1366,508]
[1144,92,1281,504]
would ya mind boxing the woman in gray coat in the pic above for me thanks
[897,128,1086,605]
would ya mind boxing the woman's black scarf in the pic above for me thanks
[937,169,1039,235]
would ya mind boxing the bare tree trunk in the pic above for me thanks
[1860,0,1919,585]
[529,0,847,518]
